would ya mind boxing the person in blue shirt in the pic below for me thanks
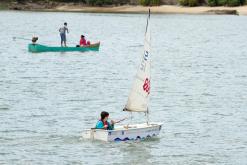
[95,111,115,130]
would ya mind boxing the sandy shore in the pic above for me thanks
[5,2,247,15]
[48,5,247,15]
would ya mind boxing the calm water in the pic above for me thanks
[0,11,247,164]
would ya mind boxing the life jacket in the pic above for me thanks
[101,120,109,129]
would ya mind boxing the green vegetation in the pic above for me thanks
[179,0,189,6]
[207,0,217,6]
[87,0,113,6]
[0,2,8,10]
[7,0,115,1]
[178,0,198,6]
[206,0,245,6]
[227,0,241,6]
[8,0,117,6]
[188,0,198,6]
[139,0,161,6]
[179,0,245,6]
[2,0,246,8]
[217,0,227,5]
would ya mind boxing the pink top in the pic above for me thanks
[80,38,87,46]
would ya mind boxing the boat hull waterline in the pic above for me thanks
[28,43,100,53]
[82,122,162,142]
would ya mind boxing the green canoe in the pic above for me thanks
[28,42,100,53]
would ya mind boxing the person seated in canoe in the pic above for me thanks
[32,36,38,45]
[79,35,91,47]
[95,111,115,130]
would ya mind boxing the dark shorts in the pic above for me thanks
[60,33,66,42]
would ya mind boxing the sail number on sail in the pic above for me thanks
[143,78,150,94]
[140,50,149,72]
[144,50,149,61]
[140,50,150,95]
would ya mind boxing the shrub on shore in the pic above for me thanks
[179,0,189,5]
[179,0,199,6]
[87,0,113,6]
[207,0,217,6]
[227,0,240,6]
[0,0,9,10]
[139,0,161,6]
[150,0,161,5]
[7,0,247,7]
[179,0,245,6]
[207,0,245,6]
[188,0,198,6]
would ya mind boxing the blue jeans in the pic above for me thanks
[60,33,66,42]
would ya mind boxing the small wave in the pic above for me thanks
[201,93,216,97]
[0,107,9,111]
[128,44,143,48]
[0,129,37,133]
[213,113,233,117]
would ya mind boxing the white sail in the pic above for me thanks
[124,11,151,112]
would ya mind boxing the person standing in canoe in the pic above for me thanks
[59,22,69,47]
[95,111,115,130]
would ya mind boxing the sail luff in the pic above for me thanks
[124,10,151,113]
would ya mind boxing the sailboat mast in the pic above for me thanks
[146,9,150,125]
[146,108,149,125]
[145,9,150,34]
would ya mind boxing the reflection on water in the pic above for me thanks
[0,11,247,164]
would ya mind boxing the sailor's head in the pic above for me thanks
[64,22,67,26]
[32,36,38,44]
[81,35,85,39]
[101,111,109,121]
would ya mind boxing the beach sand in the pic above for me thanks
[50,5,247,15]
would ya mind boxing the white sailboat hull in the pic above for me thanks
[82,122,162,142]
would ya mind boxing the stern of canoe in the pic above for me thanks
[28,44,48,53]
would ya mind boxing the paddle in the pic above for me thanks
[13,37,31,41]
[13,36,81,47]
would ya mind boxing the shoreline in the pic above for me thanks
[3,3,247,15]
[51,5,247,15]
